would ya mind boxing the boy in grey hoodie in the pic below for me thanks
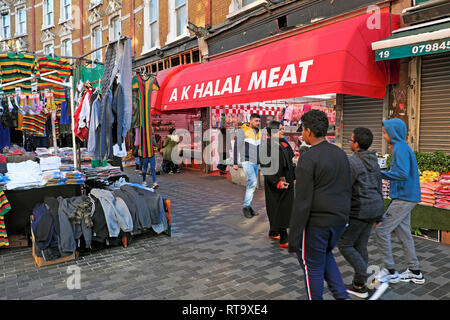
[338,128,384,299]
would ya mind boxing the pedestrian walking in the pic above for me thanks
[375,119,424,284]
[289,110,352,300]
[233,114,262,219]
[163,128,181,174]
[260,121,295,248]
[337,127,385,299]
[217,128,232,175]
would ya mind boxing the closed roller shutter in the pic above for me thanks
[343,95,384,154]
[419,52,450,153]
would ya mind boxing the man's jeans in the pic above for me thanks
[375,199,420,270]
[338,218,373,285]
[242,162,259,208]
[142,157,157,183]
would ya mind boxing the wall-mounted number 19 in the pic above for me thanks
[378,50,390,59]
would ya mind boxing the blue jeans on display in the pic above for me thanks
[142,157,156,183]
[242,162,259,208]
[296,225,349,300]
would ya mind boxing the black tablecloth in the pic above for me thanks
[4,185,82,235]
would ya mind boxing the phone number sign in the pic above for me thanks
[376,38,450,61]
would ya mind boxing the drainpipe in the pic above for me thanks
[80,0,84,55]
[131,0,135,57]
[32,0,36,52]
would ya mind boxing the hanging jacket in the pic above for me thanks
[119,185,153,229]
[90,188,133,237]
[90,194,109,243]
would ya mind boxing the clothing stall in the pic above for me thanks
[0,37,172,267]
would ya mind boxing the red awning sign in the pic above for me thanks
[154,13,400,112]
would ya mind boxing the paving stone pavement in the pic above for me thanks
[0,168,449,300]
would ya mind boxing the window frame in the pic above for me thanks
[15,6,27,36]
[44,42,55,56]
[109,15,121,42]
[1,10,11,40]
[142,0,160,54]
[61,37,72,58]
[91,25,103,62]
[60,0,72,23]
[42,0,55,29]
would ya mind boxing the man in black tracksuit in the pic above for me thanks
[338,128,384,299]
[289,110,352,300]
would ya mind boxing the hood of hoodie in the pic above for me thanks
[383,119,406,145]
[355,150,379,172]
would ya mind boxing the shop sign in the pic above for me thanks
[167,60,314,103]
[376,37,450,61]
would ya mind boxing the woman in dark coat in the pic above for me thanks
[261,121,295,248]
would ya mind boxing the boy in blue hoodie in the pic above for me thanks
[375,119,424,284]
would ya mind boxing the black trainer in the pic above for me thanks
[249,207,259,216]
[346,283,369,299]
[243,207,253,219]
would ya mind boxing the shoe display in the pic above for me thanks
[243,207,253,219]
[346,283,369,299]
[399,269,425,284]
[376,268,400,283]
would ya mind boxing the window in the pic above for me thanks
[92,26,102,62]
[242,0,257,5]
[43,0,54,27]
[62,0,72,21]
[1,12,10,39]
[16,7,27,35]
[110,16,121,41]
[150,0,158,48]
[44,43,54,55]
[61,39,72,57]
[175,0,186,37]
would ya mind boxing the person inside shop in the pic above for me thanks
[233,113,262,219]
[288,110,352,300]
[260,121,295,248]
[374,119,424,284]
[217,127,232,175]
[337,128,385,300]
[163,128,181,174]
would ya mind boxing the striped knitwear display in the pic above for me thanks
[0,53,35,95]
[32,56,71,106]
[0,188,11,247]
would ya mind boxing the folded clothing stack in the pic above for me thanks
[40,156,62,172]
[6,160,42,190]
[42,170,63,186]
[64,171,86,185]
[419,182,439,207]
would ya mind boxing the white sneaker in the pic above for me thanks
[152,183,159,189]
[399,269,425,284]
[376,268,400,283]
[142,181,147,186]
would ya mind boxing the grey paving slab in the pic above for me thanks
[0,168,449,300]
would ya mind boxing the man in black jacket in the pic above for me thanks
[337,128,385,299]
[289,110,351,300]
